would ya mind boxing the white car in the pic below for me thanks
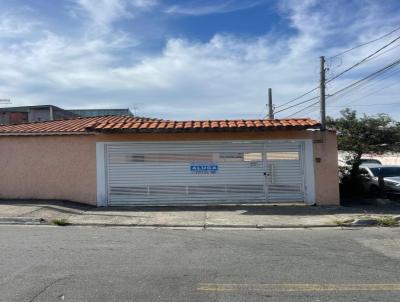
[344,158,382,166]
[339,158,382,168]
[359,165,400,197]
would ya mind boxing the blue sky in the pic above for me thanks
[0,0,399,120]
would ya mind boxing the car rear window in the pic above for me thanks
[369,167,400,177]
[361,159,381,164]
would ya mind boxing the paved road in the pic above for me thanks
[0,226,399,302]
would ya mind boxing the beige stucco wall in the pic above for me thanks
[0,130,339,206]
[0,135,98,205]
[312,131,340,205]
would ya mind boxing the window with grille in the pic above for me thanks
[266,151,299,161]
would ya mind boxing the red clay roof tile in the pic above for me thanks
[0,115,320,135]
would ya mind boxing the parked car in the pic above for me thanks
[338,158,382,185]
[346,158,382,166]
[359,165,400,197]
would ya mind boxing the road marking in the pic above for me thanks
[197,283,400,293]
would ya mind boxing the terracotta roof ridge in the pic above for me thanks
[0,114,163,128]
[169,118,314,122]
[0,115,101,127]
[0,115,320,135]
[81,115,165,131]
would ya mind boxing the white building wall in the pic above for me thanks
[338,151,400,165]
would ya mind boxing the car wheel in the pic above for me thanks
[369,185,380,198]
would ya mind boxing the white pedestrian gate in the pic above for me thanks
[98,140,314,206]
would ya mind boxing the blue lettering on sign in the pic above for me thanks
[190,163,218,174]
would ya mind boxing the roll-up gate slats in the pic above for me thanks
[105,140,305,205]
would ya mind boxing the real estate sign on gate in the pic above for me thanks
[190,163,219,174]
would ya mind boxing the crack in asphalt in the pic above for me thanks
[21,207,45,217]
[29,276,70,302]
[203,210,208,229]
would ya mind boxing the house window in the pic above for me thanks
[219,152,243,162]
[243,152,262,162]
[219,152,262,162]
[109,153,214,163]
[266,151,300,161]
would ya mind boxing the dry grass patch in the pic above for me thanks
[333,218,354,226]
[51,218,69,226]
[375,216,398,227]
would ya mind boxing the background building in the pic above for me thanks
[0,105,133,124]
[68,108,133,117]
[0,105,77,124]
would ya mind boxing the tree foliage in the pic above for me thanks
[327,108,400,176]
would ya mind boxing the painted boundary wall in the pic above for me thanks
[0,130,339,206]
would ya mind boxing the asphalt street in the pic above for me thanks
[0,226,399,302]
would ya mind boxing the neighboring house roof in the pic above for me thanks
[0,104,65,112]
[68,108,133,117]
[0,115,320,135]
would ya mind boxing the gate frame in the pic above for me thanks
[96,139,316,206]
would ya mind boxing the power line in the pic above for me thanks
[274,86,319,109]
[276,35,400,115]
[274,96,319,114]
[286,57,400,117]
[335,102,400,107]
[327,64,400,101]
[287,100,320,118]
[327,64,400,108]
[322,58,400,113]
[328,57,400,98]
[326,34,400,82]
[362,41,400,63]
[328,25,400,59]
[267,27,400,119]
[308,102,400,108]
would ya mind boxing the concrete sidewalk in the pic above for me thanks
[1,199,400,228]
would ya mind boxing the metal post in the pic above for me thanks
[320,56,326,131]
[49,106,54,121]
[268,88,274,119]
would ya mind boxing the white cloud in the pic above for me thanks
[0,0,400,121]
[0,13,40,37]
[165,0,264,16]
[71,0,157,30]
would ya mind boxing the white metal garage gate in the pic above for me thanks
[96,140,316,206]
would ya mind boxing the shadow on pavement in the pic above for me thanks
[1,198,400,216]
[0,199,94,215]
[242,198,400,216]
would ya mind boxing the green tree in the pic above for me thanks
[327,108,400,176]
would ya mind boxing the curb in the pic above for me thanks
[50,222,344,229]
[0,217,48,225]
[0,218,397,229]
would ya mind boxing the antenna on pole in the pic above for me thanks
[268,88,274,119]
[132,106,139,116]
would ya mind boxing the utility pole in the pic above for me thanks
[320,56,326,131]
[268,88,274,119]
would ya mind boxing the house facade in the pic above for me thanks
[0,115,340,206]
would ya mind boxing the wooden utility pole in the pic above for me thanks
[268,88,274,119]
[320,56,326,131]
